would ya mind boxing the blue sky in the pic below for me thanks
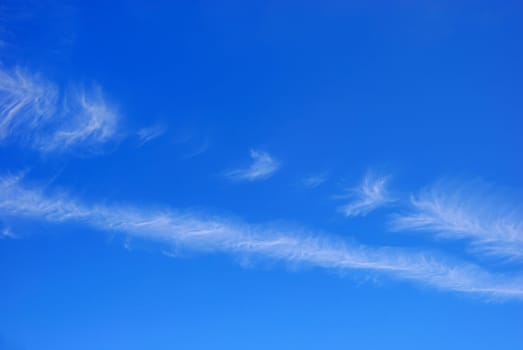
[1,0,523,349]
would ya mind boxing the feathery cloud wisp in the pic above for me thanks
[338,173,393,217]
[1,226,16,239]
[137,123,167,145]
[390,181,523,261]
[0,68,58,142]
[302,173,328,188]
[41,86,119,153]
[0,67,119,153]
[1,175,522,300]
[226,150,280,181]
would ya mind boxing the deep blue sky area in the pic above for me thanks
[0,1,522,349]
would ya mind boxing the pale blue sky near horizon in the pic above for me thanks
[1,1,522,349]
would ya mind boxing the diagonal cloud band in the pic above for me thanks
[1,175,522,300]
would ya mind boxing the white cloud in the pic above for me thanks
[41,86,119,152]
[170,129,210,159]
[0,67,119,153]
[226,150,280,181]
[302,173,328,188]
[181,138,210,159]
[1,226,16,239]
[137,123,166,145]
[337,173,393,217]
[390,181,523,261]
[0,68,58,142]
[1,174,522,300]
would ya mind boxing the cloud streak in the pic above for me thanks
[338,173,393,217]
[226,150,280,181]
[1,175,522,300]
[0,67,119,153]
[0,68,58,142]
[1,226,16,239]
[302,173,328,188]
[390,181,523,261]
[137,123,166,146]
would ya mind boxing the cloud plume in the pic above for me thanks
[137,123,166,146]
[0,67,119,153]
[226,150,280,181]
[390,181,523,261]
[338,173,393,217]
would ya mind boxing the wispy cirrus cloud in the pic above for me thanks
[0,67,119,153]
[390,181,523,261]
[0,68,58,142]
[137,123,167,146]
[226,150,280,181]
[1,226,16,239]
[337,172,393,217]
[41,86,119,153]
[302,173,328,189]
[1,174,522,300]
[171,128,211,159]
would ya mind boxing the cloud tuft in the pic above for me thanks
[0,67,119,153]
[337,172,393,217]
[390,181,523,261]
[226,150,280,181]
